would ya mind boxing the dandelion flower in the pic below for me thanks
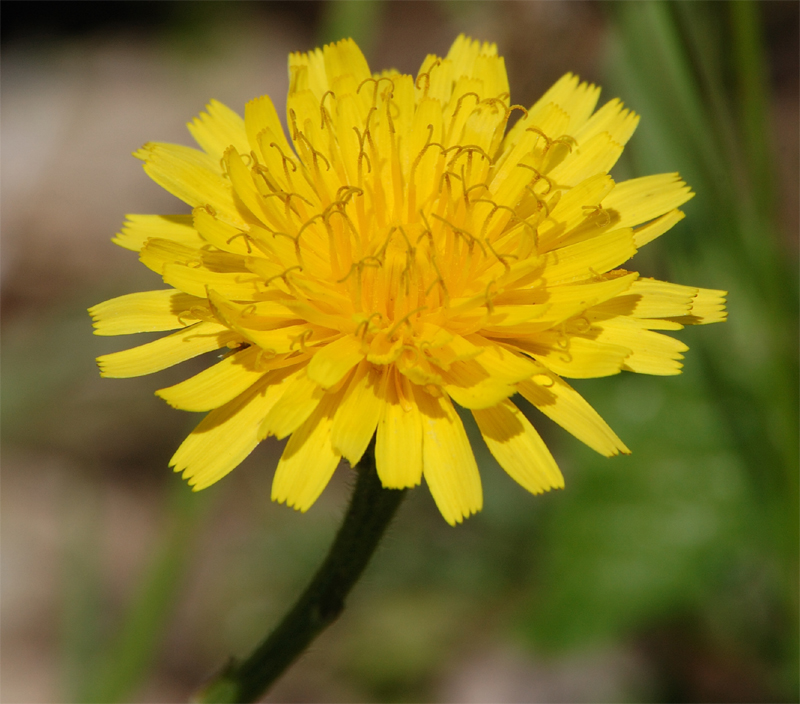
[91,36,726,525]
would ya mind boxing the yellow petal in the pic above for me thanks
[459,100,506,158]
[139,238,199,275]
[245,94,294,161]
[376,369,423,488]
[546,99,638,186]
[681,287,728,325]
[602,281,725,326]
[112,214,200,252]
[366,331,404,365]
[156,345,269,411]
[515,334,630,379]
[135,142,244,226]
[472,400,564,494]
[438,335,532,409]
[171,374,289,490]
[490,122,543,195]
[207,292,318,353]
[97,322,238,378]
[330,361,383,465]
[473,53,509,102]
[232,322,327,356]
[272,387,346,512]
[323,38,371,88]
[332,92,369,185]
[90,289,201,336]
[503,73,600,151]
[549,132,624,187]
[385,71,416,143]
[415,386,482,525]
[585,318,688,375]
[537,173,616,251]
[518,375,629,456]
[187,99,249,162]
[289,46,327,98]
[306,335,365,388]
[603,173,694,229]
[569,97,639,150]
[459,335,539,382]
[541,73,599,124]
[446,34,499,82]
[416,54,451,104]
[259,366,325,440]
[139,246,260,300]
[633,209,686,247]
[544,228,636,285]
[253,126,313,200]
[485,273,638,336]
[163,262,263,300]
[607,277,695,318]
[552,76,602,134]
[483,303,551,328]
[442,361,517,409]
[289,92,344,200]
[404,97,444,212]
[223,147,274,226]
[192,207,252,255]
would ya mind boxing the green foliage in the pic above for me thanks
[318,1,382,60]
[516,2,798,698]
[78,481,212,703]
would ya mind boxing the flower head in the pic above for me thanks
[91,36,726,525]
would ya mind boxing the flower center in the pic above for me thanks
[223,67,575,370]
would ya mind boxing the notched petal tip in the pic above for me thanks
[132,143,155,161]
[95,357,111,377]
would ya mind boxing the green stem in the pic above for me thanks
[195,443,406,703]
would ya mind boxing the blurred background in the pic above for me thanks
[2,1,797,702]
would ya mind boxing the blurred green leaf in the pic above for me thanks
[78,480,212,703]
[521,373,751,650]
[318,1,383,59]
[519,2,798,697]
[60,478,105,703]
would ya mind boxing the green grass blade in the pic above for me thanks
[80,480,212,703]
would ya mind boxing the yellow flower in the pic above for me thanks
[90,36,726,525]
